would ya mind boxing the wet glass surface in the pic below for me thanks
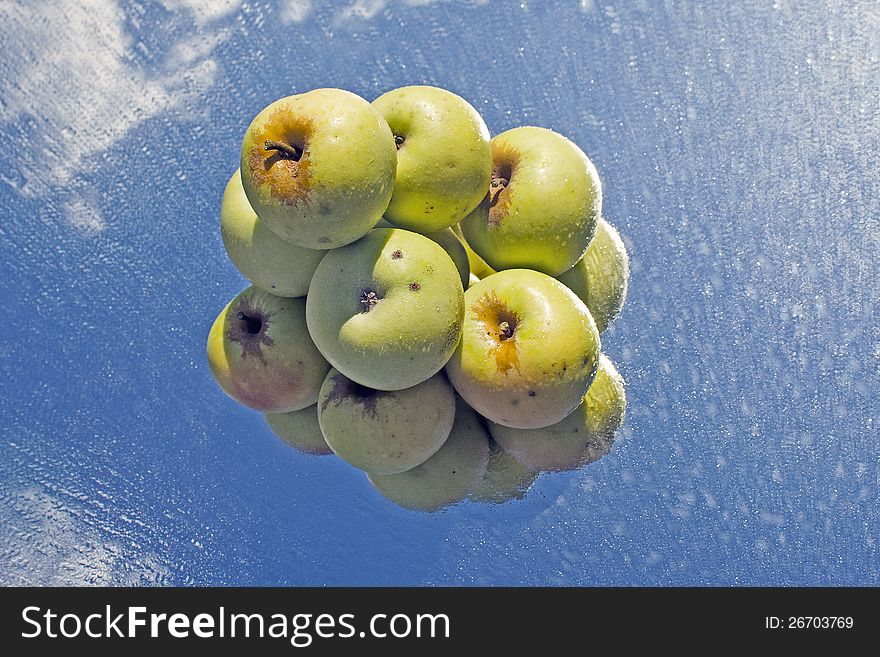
[1,1,877,585]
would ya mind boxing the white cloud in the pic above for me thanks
[338,0,388,20]
[0,0,225,232]
[334,0,488,22]
[64,198,106,234]
[280,0,313,23]
[0,488,171,586]
[160,0,244,25]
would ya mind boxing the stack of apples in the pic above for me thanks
[207,86,630,512]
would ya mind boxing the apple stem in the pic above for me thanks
[264,140,302,161]
[488,177,508,206]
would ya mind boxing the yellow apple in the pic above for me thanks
[264,404,332,455]
[489,354,626,471]
[306,228,464,391]
[460,126,601,276]
[206,286,330,412]
[240,88,396,249]
[221,169,325,297]
[317,368,455,475]
[372,85,492,232]
[556,219,629,333]
[445,269,600,429]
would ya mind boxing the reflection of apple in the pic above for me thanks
[372,85,492,232]
[221,169,325,297]
[368,396,490,512]
[264,404,332,455]
[207,286,330,412]
[317,368,454,475]
[307,228,464,391]
[468,441,536,504]
[445,269,600,429]
[490,354,626,471]
[556,219,629,333]
[460,126,601,276]
[240,88,396,250]
[452,223,495,278]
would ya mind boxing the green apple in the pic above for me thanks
[452,223,495,278]
[368,396,490,512]
[317,368,455,474]
[445,268,600,429]
[556,218,629,334]
[372,85,492,232]
[459,126,601,276]
[220,169,325,297]
[306,227,464,391]
[424,227,470,290]
[377,219,470,290]
[468,272,481,288]
[240,88,396,249]
[264,404,332,456]
[489,354,626,472]
[469,441,537,504]
[207,286,330,412]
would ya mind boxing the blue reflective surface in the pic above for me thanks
[1,1,877,585]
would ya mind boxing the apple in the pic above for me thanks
[264,404,332,455]
[377,218,470,290]
[240,88,396,250]
[367,396,490,512]
[489,354,626,471]
[468,272,481,289]
[425,227,470,290]
[307,227,464,391]
[469,441,537,504]
[459,126,601,276]
[556,218,629,333]
[220,169,325,297]
[206,286,330,412]
[445,268,600,429]
[372,85,492,232]
[452,223,495,278]
[317,368,455,474]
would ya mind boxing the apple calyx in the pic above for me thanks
[360,289,381,312]
[264,140,303,162]
[237,310,263,335]
[228,301,274,365]
[498,320,515,341]
[322,372,381,420]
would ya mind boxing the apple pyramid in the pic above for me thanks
[208,86,630,512]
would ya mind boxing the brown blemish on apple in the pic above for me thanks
[391,249,403,260]
[227,298,274,366]
[408,282,421,291]
[470,290,521,374]
[321,372,381,420]
[245,108,313,206]
[485,142,518,228]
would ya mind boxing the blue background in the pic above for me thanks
[1,1,877,585]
